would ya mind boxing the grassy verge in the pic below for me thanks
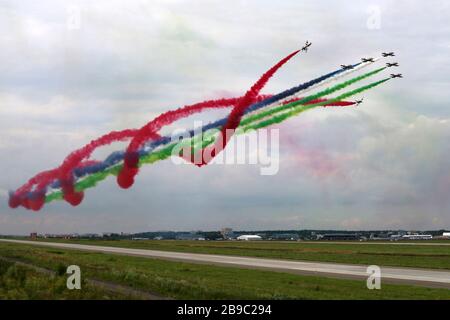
[0,242,449,300]
[0,257,137,299]
[28,238,450,270]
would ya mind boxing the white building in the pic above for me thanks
[237,235,262,241]
[443,232,450,238]
[402,234,433,240]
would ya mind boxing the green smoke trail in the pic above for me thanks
[175,72,389,162]
[45,144,179,203]
[44,77,389,204]
[242,78,390,132]
[240,67,386,127]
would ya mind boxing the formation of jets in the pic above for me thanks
[301,40,312,52]
[301,44,402,79]
[343,51,402,106]
[353,52,403,79]
[384,52,402,79]
[302,45,403,108]
[386,62,399,67]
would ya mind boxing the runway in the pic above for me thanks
[1,239,449,288]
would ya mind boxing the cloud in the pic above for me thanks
[0,0,449,234]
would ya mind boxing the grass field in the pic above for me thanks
[30,238,450,270]
[0,257,136,299]
[0,242,449,300]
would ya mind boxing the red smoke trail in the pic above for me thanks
[116,97,248,188]
[9,159,102,211]
[284,97,355,107]
[175,97,354,166]
[8,95,353,211]
[120,50,302,187]
[158,50,300,175]
[10,130,140,208]
[58,129,141,205]
[10,96,267,208]
[9,47,354,210]
[195,50,302,166]
[9,93,352,211]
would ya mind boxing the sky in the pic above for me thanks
[0,0,449,234]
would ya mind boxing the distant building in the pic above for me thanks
[176,232,205,241]
[79,233,101,238]
[443,232,450,238]
[270,233,299,241]
[390,234,403,240]
[237,235,262,241]
[30,232,37,240]
[369,233,391,241]
[402,234,432,240]
[319,233,360,241]
[152,231,177,240]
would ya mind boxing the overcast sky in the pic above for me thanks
[1,0,449,234]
